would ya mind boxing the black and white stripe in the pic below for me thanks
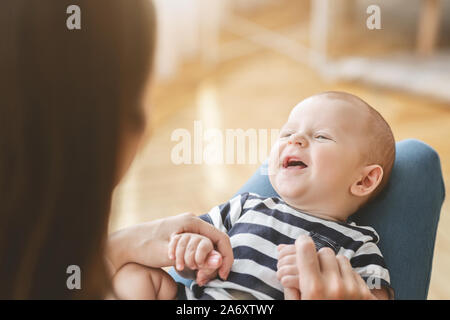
[181,192,391,300]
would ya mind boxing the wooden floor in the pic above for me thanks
[109,0,450,299]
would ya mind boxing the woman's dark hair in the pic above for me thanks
[0,0,155,298]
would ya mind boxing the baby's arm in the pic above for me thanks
[168,233,223,286]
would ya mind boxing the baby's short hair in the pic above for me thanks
[320,91,396,201]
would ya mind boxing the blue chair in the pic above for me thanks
[170,139,445,299]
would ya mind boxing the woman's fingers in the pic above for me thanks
[196,268,218,287]
[283,234,380,300]
[207,233,233,281]
[318,247,340,278]
[196,250,222,286]
[336,255,374,300]
[336,255,354,283]
[335,255,360,299]
[353,271,375,300]
[295,236,321,283]
[295,235,324,299]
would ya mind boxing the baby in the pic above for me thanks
[114,91,395,300]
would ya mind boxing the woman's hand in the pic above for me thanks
[106,213,233,281]
[280,235,377,300]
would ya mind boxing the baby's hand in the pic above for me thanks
[277,244,301,299]
[168,233,222,286]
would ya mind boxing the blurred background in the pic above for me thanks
[109,0,450,299]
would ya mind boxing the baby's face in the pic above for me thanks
[268,95,370,212]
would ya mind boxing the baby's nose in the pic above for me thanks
[288,136,307,147]
[285,131,308,147]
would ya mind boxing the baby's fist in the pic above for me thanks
[168,233,223,286]
[277,244,299,289]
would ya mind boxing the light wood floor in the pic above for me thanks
[110,0,450,299]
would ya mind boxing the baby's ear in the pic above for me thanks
[350,165,383,197]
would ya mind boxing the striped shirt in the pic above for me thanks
[177,192,392,300]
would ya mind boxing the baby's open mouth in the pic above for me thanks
[283,156,308,169]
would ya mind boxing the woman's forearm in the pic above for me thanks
[106,220,174,276]
[105,212,234,281]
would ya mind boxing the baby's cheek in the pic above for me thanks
[269,172,285,196]
[314,150,347,182]
[268,145,283,180]
[268,142,283,167]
